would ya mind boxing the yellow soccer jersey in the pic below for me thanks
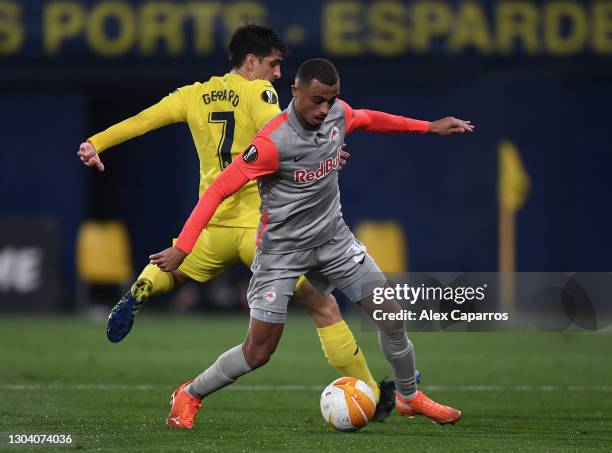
[88,73,281,228]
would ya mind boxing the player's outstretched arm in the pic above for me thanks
[78,88,190,171]
[340,100,474,137]
[77,141,105,172]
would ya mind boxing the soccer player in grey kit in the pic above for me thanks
[151,58,474,429]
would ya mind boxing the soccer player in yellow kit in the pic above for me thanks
[77,24,395,421]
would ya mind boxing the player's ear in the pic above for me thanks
[291,84,298,97]
[245,54,256,72]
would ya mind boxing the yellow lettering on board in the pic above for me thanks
[44,1,85,55]
[88,1,135,57]
[0,1,24,55]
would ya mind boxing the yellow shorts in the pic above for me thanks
[174,224,305,290]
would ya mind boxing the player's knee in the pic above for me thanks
[370,298,405,333]
[243,317,283,368]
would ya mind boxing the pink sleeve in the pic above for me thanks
[174,137,279,253]
[340,100,430,135]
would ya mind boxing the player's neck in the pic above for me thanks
[231,68,254,81]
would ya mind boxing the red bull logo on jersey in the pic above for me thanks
[330,126,340,142]
[294,148,341,183]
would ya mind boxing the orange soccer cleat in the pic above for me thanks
[166,381,202,429]
[395,390,462,425]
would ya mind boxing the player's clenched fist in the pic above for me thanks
[77,141,105,172]
[149,246,187,272]
[429,117,474,136]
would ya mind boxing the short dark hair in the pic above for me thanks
[228,24,288,68]
[296,58,339,86]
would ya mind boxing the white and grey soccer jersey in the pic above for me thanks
[251,100,347,252]
[174,98,431,322]
[240,99,386,321]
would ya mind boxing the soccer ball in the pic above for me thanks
[320,377,376,432]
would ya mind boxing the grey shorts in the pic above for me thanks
[247,225,387,323]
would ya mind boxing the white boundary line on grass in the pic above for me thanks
[2,384,612,392]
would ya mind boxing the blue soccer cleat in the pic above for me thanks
[106,279,152,343]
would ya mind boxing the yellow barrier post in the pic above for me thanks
[498,140,530,312]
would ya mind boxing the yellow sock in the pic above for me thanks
[136,264,175,298]
[317,320,380,403]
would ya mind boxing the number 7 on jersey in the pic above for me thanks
[208,111,235,169]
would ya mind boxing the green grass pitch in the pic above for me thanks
[1,315,612,452]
